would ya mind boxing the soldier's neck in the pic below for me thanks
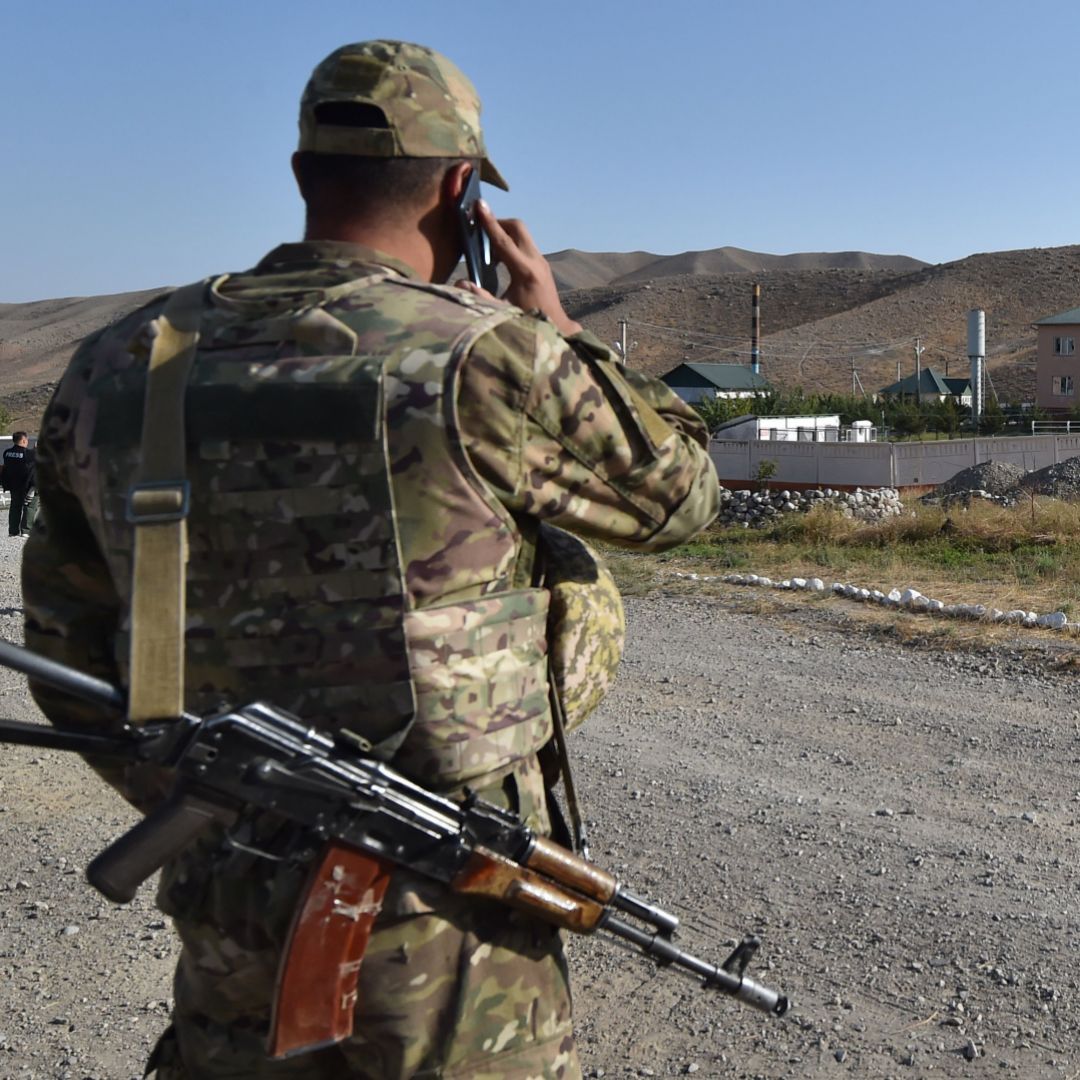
[303,220,438,282]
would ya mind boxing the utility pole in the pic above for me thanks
[850,357,865,397]
[750,283,762,374]
[914,337,926,406]
[618,319,629,364]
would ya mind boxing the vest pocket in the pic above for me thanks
[398,589,552,789]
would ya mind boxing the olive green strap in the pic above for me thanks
[127,280,209,724]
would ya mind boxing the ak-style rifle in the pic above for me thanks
[0,638,790,1057]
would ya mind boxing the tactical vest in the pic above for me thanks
[89,268,555,793]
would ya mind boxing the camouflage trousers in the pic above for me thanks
[148,772,581,1079]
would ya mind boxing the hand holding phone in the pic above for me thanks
[456,169,500,295]
[472,202,583,337]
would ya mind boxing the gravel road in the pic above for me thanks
[2,552,1080,1078]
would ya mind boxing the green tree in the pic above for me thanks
[693,394,758,431]
[979,395,1007,435]
[888,400,928,437]
[813,393,877,425]
[931,397,964,437]
[754,458,778,492]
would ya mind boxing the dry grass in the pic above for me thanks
[604,497,1080,619]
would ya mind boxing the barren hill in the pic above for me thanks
[547,246,926,291]
[609,246,926,285]
[546,250,658,290]
[0,288,167,426]
[753,246,1080,403]
[3,243,1080,429]
[565,245,1080,404]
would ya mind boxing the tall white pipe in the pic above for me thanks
[967,309,985,421]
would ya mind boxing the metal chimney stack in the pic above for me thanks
[967,309,985,422]
[750,283,761,374]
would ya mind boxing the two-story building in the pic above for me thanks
[1034,306,1080,411]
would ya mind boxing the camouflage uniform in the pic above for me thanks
[22,41,719,1080]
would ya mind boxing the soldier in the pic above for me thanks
[22,40,720,1080]
[1,432,37,538]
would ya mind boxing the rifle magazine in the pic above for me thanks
[270,843,392,1058]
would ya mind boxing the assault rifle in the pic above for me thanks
[0,638,790,1057]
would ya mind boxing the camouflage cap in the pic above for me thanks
[299,40,508,191]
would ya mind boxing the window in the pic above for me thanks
[1053,375,1074,396]
[1055,336,1075,356]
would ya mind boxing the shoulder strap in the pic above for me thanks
[126,279,211,724]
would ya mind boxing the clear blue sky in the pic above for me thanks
[3,0,1079,302]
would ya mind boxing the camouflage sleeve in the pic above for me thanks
[458,317,719,550]
[22,336,168,812]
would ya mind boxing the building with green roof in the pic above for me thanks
[660,362,770,404]
[877,367,972,405]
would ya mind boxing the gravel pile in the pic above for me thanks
[934,460,1026,498]
[718,486,902,528]
[1013,454,1080,499]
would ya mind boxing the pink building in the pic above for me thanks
[1035,306,1080,412]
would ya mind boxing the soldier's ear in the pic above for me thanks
[442,161,473,206]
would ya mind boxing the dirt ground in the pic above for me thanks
[3,572,1080,1078]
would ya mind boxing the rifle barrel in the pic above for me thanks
[0,638,125,711]
[0,718,140,757]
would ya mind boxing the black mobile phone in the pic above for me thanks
[456,169,499,295]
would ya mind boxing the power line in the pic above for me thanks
[627,318,924,354]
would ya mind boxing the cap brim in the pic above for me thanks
[481,157,509,192]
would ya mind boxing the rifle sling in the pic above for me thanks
[127,280,212,724]
[533,542,589,859]
[548,677,589,859]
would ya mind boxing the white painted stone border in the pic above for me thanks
[669,570,1075,633]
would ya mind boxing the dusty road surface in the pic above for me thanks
[2,566,1080,1077]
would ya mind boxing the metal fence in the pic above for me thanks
[1029,421,1080,436]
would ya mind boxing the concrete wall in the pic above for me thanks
[710,439,894,489]
[710,433,1080,490]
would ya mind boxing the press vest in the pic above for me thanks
[2,445,34,491]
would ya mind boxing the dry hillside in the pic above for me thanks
[3,244,1080,428]
[565,245,1080,404]
[563,267,914,377]
[547,246,924,291]
[0,288,166,427]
